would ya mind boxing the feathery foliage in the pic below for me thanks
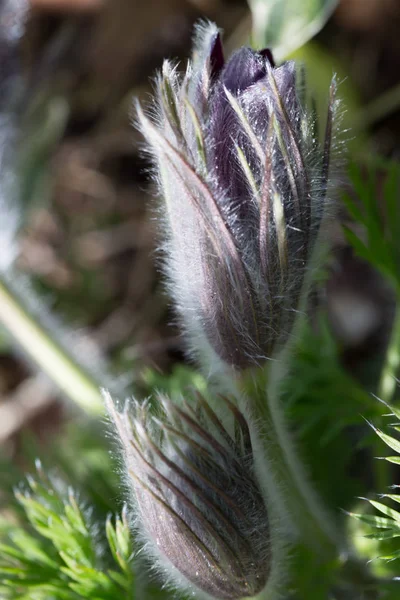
[349,402,400,565]
[0,461,135,600]
[343,161,400,292]
[2,0,400,598]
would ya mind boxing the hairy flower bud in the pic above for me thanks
[106,392,271,599]
[137,22,338,369]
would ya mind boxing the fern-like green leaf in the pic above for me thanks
[0,462,135,600]
[352,405,400,567]
[343,161,400,291]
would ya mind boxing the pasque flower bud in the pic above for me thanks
[106,392,271,599]
[137,22,338,369]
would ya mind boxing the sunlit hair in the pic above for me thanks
[106,391,274,600]
[136,21,338,370]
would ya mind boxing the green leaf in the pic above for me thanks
[0,465,135,600]
[342,226,373,263]
[384,401,400,422]
[248,0,338,60]
[341,192,365,225]
[364,531,400,541]
[374,428,400,455]
[383,456,400,465]
[352,408,400,566]
[382,495,400,507]
[348,512,398,529]
[343,161,400,289]
[364,499,400,524]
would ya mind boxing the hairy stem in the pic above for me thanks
[241,364,380,597]
[242,365,341,558]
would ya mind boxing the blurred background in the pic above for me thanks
[1,0,400,510]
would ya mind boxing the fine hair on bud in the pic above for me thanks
[136,21,340,371]
[105,391,282,600]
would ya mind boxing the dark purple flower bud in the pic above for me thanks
[137,22,338,370]
[106,392,271,600]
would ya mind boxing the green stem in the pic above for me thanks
[243,367,341,559]
[377,297,400,404]
[0,274,104,415]
[373,295,400,492]
[241,367,381,598]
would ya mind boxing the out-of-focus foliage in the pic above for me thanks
[343,162,400,292]
[1,0,400,598]
[248,0,338,60]
[283,319,377,508]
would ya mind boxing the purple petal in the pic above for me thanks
[207,84,260,226]
[222,47,267,93]
[209,31,224,81]
[260,48,275,68]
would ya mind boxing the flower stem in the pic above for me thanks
[0,274,104,415]
[377,296,400,404]
[372,295,400,492]
[241,365,382,597]
[242,366,341,559]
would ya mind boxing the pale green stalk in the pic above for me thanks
[377,298,400,404]
[373,294,400,492]
[0,275,104,415]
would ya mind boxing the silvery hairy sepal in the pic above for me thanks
[105,392,271,600]
[137,22,338,369]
